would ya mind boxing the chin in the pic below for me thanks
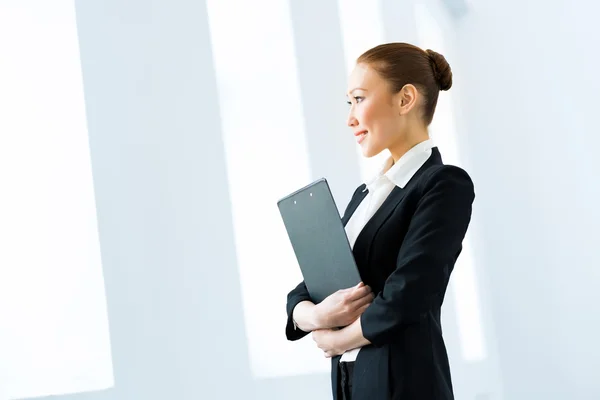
[361,145,382,158]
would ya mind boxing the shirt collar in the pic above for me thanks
[365,139,435,190]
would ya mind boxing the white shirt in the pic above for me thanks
[340,139,435,362]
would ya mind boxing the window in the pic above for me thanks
[415,2,486,363]
[0,1,114,398]
[206,0,327,378]
[337,0,391,182]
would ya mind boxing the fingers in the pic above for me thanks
[340,282,363,295]
[343,281,363,292]
[346,283,372,301]
[353,291,375,308]
[357,282,371,293]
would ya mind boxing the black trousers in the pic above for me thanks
[337,361,354,400]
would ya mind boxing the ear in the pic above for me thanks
[396,84,419,116]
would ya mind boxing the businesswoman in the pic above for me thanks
[285,42,475,400]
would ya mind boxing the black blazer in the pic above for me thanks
[285,148,475,400]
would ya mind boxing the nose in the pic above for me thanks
[347,108,358,127]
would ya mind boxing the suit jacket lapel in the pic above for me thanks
[342,185,368,227]
[352,148,443,263]
[353,186,407,256]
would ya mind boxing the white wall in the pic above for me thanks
[5,0,598,399]
[455,0,600,398]
[0,2,113,398]
[49,0,254,398]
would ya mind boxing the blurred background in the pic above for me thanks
[1,0,599,399]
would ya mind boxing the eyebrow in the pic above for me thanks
[346,88,367,96]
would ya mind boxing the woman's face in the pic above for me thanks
[346,63,409,158]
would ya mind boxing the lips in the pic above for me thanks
[355,130,368,144]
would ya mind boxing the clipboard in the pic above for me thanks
[277,178,362,304]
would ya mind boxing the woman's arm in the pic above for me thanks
[286,281,374,341]
[291,300,321,332]
[286,281,313,341]
[339,317,371,351]
[293,281,373,331]
[359,165,475,346]
[311,317,370,358]
[313,166,474,355]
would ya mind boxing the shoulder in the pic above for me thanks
[422,163,473,185]
[418,164,475,199]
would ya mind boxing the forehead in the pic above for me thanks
[347,63,386,92]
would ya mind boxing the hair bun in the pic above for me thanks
[425,49,452,91]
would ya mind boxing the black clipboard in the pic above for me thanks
[277,178,362,304]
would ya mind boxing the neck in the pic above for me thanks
[389,128,430,162]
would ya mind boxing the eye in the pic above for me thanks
[346,96,364,106]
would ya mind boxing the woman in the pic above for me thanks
[285,43,475,400]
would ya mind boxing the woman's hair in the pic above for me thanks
[357,42,452,125]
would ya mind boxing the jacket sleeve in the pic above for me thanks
[360,165,475,346]
[285,281,312,341]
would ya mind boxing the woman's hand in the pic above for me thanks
[314,282,374,329]
[312,317,370,358]
[312,329,345,358]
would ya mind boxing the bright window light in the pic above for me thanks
[206,0,330,378]
[415,2,487,363]
[0,1,114,398]
[337,0,391,182]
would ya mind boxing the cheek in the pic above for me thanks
[358,103,377,128]
[362,103,390,137]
